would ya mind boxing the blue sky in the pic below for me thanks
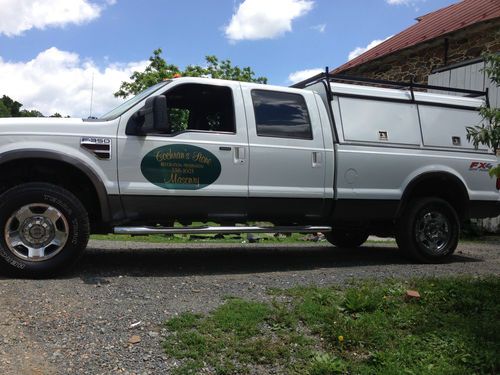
[0,0,458,117]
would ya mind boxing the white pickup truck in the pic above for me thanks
[0,73,498,277]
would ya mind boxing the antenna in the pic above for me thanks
[89,72,95,118]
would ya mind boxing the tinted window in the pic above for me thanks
[165,84,236,134]
[251,90,312,139]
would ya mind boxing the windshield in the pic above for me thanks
[99,81,171,120]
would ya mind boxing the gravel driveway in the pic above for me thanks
[0,238,499,375]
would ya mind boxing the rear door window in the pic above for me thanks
[251,90,313,140]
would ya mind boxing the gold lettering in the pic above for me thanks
[192,152,211,165]
[156,149,188,162]
[165,172,200,187]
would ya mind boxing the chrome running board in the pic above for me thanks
[114,225,331,235]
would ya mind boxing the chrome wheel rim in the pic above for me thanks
[415,210,451,255]
[4,203,69,262]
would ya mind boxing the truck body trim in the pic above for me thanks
[119,195,330,223]
[338,141,491,155]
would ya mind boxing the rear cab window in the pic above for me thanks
[251,90,313,140]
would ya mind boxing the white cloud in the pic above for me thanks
[0,0,103,36]
[225,0,314,42]
[348,35,393,61]
[0,47,148,117]
[288,68,323,84]
[311,24,326,33]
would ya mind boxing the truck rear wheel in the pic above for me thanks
[0,183,89,278]
[396,197,459,263]
[326,228,369,248]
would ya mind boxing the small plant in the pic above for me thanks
[269,299,297,330]
[343,286,383,313]
[308,352,348,375]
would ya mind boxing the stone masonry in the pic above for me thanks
[339,19,500,83]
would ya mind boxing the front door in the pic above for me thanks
[117,80,249,223]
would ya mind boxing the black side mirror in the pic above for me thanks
[126,95,169,135]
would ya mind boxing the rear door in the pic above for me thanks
[241,85,327,220]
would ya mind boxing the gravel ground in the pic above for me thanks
[0,238,499,375]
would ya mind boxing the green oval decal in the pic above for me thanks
[141,144,221,190]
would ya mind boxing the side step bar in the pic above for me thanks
[114,225,331,235]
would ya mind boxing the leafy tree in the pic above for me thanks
[0,101,9,117]
[114,48,267,98]
[0,95,45,117]
[19,109,44,117]
[114,49,181,98]
[184,55,267,83]
[483,54,500,86]
[1,95,22,117]
[466,54,500,178]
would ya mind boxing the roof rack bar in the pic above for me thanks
[290,72,325,89]
[329,74,487,96]
[291,73,487,98]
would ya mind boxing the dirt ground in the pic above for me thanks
[0,238,498,375]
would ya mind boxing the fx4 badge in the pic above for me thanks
[469,161,493,171]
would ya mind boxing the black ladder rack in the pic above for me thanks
[291,67,489,103]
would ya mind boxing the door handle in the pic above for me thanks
[312,152,322,168]
[234,147,246,164]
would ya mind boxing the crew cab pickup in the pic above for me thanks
[0,73,498,277]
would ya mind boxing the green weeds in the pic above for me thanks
[164,277,500,374]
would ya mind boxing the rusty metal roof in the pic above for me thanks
[333,0,500,74]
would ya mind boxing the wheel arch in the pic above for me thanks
[0,150,112,228]
[398,171,470,220]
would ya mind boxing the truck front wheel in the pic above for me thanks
[326,228,369,248]
[0,183,90,278]
[396,197,459,263]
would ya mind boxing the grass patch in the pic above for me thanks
[163,277,499,374]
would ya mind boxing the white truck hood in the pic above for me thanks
[0,117,117,137]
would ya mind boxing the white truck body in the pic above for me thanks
[0,74,498,276]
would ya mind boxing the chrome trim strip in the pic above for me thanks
[114,225,332,235]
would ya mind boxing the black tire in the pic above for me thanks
[326,228,369,248]
[0,183,89,278]
[396,197,459,263]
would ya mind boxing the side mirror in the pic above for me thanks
[141,95,169,134]
[126,95,170,135]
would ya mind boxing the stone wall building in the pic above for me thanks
[332,0,500,84]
